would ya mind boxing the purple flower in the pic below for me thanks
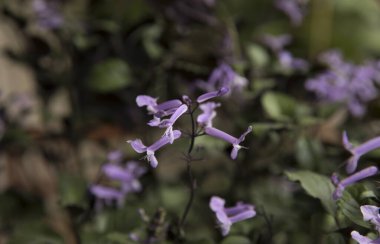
[32,0,63,30]
[361,205,380,231]
[107,150,123,163]
[305,50,379,117]
[136,95,182,117]
[127,130,182,168]
[209,196,256,236]
[332,166,378,200]
[197,87,229,103]
[155,104,188,144]
[275,0,306,26]
[197,102,220,128]
[261,34,292,52]
[278,51,309,71]
[205,126,252,159]
[90,185,125,209]
[196,64,248,94]
[351,231,380,244]
[343,131,380,174]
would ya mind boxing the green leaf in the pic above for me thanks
[247,43,269,69]
[286,170,336,214]
[59,174,87,208]
[261,92,297,121]
[221,236,251,244]
[87,58,131,93]
[337,184,371,228]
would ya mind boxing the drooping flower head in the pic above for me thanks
[197,102,220,128]
[128,130,182,168]
[205,126,252,159]
[209,196,256,236]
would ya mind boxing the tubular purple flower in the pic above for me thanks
[351,231,380,244]
[127,130,182,168]
[136,95,158,113]
[205,126,253,159]
[136,95,182,117]
[332,166,378,200]
[197,87,229,103]
[360,205,380,231]
[343,131,380,173]
[197,102,220,128]
[209,196,256,236]
[157,104,188,143]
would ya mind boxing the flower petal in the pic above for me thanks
[127,139,147,153]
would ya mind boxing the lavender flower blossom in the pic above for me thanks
[275,0,306,26]
[197,102,220,128]
[90,185,125,209]
[261,34,292,52]
[196,64,248,94]
[90,161,146,210]
[205,126,252,159]
[197,87,229,103]
[210,196,256,236]
[136,95,182,117]
[107,150,123,163]
[278,51,309,71]
[32,0,63,30]
[155,104,188,144]
[351,231,380,244]
[332,166,378,200]
[360,205,380,231]
[128,130,182,168]
[343,131,380,174]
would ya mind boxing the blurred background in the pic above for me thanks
[1,0,380,243]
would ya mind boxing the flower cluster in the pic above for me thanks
[305,50,380,117]
[209,196,256,236]
[331,132,379,200]
[90,151,146,210]
[128,87,252,167]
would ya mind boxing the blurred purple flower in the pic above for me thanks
[32,0,63,29]
[209,196,256,236]
[205,126,252,159]
[361,205,380,231]
[197,102,220,128]
[343,131,380,173]
[90,161,146,210]
[332,166,378,200]
[261,34,292,52]
[107,150,123,163]
[196,64,248,94]
[275,0,306,26]
[305,50,380,117]
[128,130,182,168]
[278,51,309,71]
[351,231,380,244]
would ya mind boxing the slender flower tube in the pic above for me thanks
[127,130,182,168]
[209,196,256,236]
[197,87,229,103]
[205,126,252,159]
[332,166,378,200]
[343,131,380,173]
[157,104,188,143]
[197,102,220,128]
[351,231,380,244]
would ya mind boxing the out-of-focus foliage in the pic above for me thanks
[1,0,380,243]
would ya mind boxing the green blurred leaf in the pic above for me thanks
[247,43,269,69]
[59,174,87,208]
[295,137,323,169]
[221,236,251,244]
[286,170,336,214]
[87,58,131,93]
[261,92,297,121]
